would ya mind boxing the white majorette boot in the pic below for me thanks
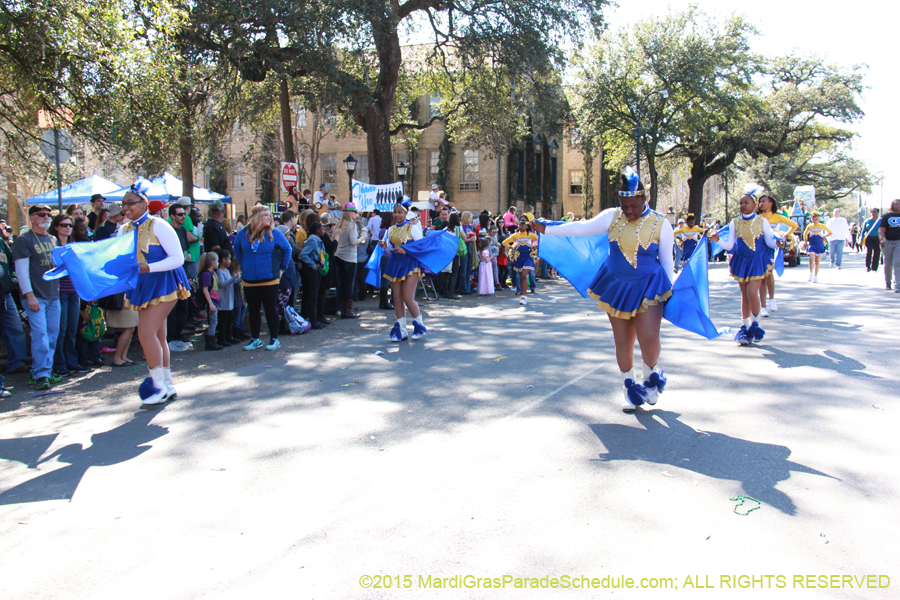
[140,366,168,405]
[410,315,427,340]
[621,369,648,413]
[642,362,667,405]
[390,317,408,342]
[769,298,778,312]
[760,307,769,317]
[162,367,177,401]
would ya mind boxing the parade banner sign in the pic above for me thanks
[352,179,404,212]
[793,185,816,210]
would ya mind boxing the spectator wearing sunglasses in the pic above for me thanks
[12,205,61,390]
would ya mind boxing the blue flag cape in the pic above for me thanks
[538,222,725,339]
[365,230,458,284]
[364,244,384,287]
[43,232,140,301]
[709,223,731,257]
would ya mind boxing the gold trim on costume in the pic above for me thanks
[588,289,672,319]
[731,273,768,283]
[734,215,764,251]
[608,208,664,269]
[383,267,422,283]
[125,285,191,311]
[121,217,161,266]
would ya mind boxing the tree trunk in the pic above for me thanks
[352,17,402,185]
[280,77,295,164]
[541,146,552,218]
[646,147,659,210]
[687,157,708,218]
[179,94,194,198]
[600,160,618,211]
[524,137,535,209]
[506,142,518,209]
[364,104,395,185]
[581,140,594,219]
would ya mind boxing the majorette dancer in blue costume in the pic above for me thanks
[709,185,783,346]
[380,204,427,342]
[531,169,675,413]
[672,213,706,265]
[120,179,191,405]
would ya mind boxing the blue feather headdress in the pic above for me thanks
[618,167,645,197]
[130,177,152,202]
[743,184,764,202]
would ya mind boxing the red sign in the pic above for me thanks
[281,162,299,193]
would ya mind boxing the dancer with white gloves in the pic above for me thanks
[532,169,674,413]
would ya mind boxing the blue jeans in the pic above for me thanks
[183,261,198,280]
[539,258,550,278]
[29,297,61,379]
[829,239,845,267]
[457,252,472,293]
[514,270,536,292]
[54,291,81,371]
[206,307,218,337]
[233,301,247,331]
[0,292,27,371]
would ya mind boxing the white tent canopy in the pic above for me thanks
[102,172,232,204]
[26,175,123,205]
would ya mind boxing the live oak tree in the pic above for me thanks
[736,138,873,205]
[182,0,607,185]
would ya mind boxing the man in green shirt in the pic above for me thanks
[171,197,200,279]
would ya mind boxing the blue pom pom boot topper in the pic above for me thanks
[642,362,667,405]
[139,366,168,405]
[621,369,648,413]
[733,325,751,346]
[410,315,427,340]
[747,320,765,343]
[390,317,409,342]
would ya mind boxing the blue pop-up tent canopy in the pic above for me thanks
[26,175,124,205]
[104,172,232,204]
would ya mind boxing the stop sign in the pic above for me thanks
[281,162,299,193]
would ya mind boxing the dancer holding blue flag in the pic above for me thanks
[709,185,782,346]
[119,179,191,405]
[380,204,427,342]
[757,195,797,316]
[532,168,674,413]
[672,214,705,266]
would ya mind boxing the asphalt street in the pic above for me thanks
[0,251,897,599]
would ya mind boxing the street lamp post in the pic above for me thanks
[343,154,357,198]
[632,89,668,181]
[397,161,408,198]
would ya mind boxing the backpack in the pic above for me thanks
[81,304,107,342]
[317,250,330,275]
[284,305,311,335]
[455,226,467,257]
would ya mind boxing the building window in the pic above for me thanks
[231,163,244,189]
[569,170,584,195]
[459,182,480,192]
[293,102,306,129]
[429,94,442,118]
[355,154,369,183]
[322,155,337,184]
[462,149,479,182]
[429,150,440,184]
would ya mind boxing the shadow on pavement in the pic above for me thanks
[0,409,168,505]
[589,410,837,515]
[756,346,878,378]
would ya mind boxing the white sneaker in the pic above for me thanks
[813,276,819,283]
[519,296,527,306]
[760,307,769,318]
[769,299,778,312]
[808,273,813,282]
